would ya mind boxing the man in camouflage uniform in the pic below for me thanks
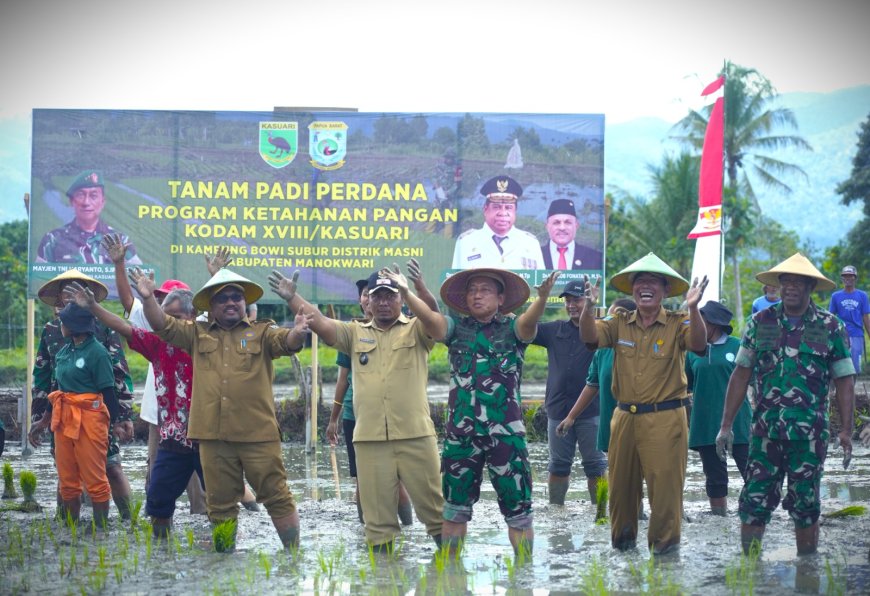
[29,269,136,520]
[384,264,559,555]
[718,253,855,555]
[36,170,141,264]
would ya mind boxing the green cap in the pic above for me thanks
[610,252,689,298]
[66,171,105,197]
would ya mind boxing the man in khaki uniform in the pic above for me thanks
[579,252,707,554]
[270,268,443,552]
[133,268,309,551]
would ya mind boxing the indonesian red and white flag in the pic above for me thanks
[687,77,724,239]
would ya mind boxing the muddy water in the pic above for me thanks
[1,440,869,594]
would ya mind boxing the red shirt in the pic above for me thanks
[128,327,196,451]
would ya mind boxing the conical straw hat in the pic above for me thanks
[440,268,530,315]
[610,252,689,298]
[37,269,109,307]
[193,268,264,311]
[755,253,835,293]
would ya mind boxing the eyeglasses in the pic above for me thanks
[213,292,244,304]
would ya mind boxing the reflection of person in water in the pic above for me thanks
[37,171,141,265]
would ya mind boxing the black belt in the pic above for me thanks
[617,398,691,415]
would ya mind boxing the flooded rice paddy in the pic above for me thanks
[1,439,869,594]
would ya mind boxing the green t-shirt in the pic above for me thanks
[586,348,615,452]
[337,352,355,422]
[686,335,751,448]
[54,335,115,394]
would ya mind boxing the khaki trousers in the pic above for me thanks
[355,436,443,545]
[198,439,295,521]
[608,407,687,551]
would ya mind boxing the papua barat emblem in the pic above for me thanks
[259,122,298,169]
[309,121,348,171]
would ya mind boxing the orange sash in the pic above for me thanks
[47,391,109,440]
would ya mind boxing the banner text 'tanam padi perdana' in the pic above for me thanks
[28,110,604,305]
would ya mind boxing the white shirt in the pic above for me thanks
[452,224,540,269]
[546,240,576,270]
[128,299,158,425]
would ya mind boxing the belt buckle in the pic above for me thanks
[629,404,637,414]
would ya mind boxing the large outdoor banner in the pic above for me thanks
[28,110,605,304]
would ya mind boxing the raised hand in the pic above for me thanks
[583,274,602,305]
[204,246,234,276]
[380,264,409,293]
[294,308,314,333]
[535,271,561,298]
[101,234,129,264]
[128,267,156,300]
[407,258,423,284]
[686,275,709,308]
[269,270,299,302]
[61,281,97,309]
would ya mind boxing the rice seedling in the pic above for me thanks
[2,462,18,499]
[629,554,682,595]
[823,505,866,518]
[185,527,195,551]
[212,519,237,554]
[19,470,41,512]
[823,554,847,596]
[129,498,143,528]
[725,538,760,596]
[595,476,609,523]
[578,556,609,595]
[258,551,272,580]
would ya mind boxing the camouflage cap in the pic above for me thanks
[66,171,105,197]
[756,253,835,293]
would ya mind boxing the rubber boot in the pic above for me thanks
[740,523,765,555]
[548,475,570,505]
[370,540,394,554]
[431,534,442,548]
[113,494,132,522]
[241,499,261,512]
[709,497,727,516]
[356,499,364,524]
[152,517,172,539]
[398,502,413,526]
[795,521,819,555]
[61,497,82,526]
[92,500,111,530]
[273,512,300,551]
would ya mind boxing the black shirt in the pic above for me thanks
[532,320,597,420]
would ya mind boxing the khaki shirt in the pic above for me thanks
[594,307,691,404]
[155,314,298,442]
[332,314,436,442]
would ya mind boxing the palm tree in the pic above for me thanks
[609,152,700,278]
[672,61,811,321]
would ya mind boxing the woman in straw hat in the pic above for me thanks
[578,252,709,555]
[717,253,854,555]
[29,269,136,521]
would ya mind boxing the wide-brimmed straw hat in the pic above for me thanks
[610,252,689,298]
[440,268,530,315]
[755,253,835,293]
[37,269,109,307]
[193,268,263,311]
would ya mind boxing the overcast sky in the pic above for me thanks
[2,0,869,220]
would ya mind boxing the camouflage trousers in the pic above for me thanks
[738,436,827,528]
[441,432,533,529]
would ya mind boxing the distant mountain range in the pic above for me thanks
[605,85,870,250]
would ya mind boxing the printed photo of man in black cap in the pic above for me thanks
[36,170,141,265]
[540,198,602,270]
[451,175,540,270]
